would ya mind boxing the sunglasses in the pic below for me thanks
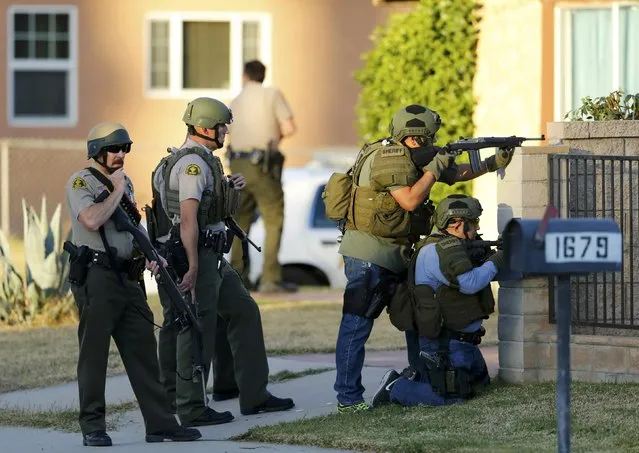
[103,143,132,154]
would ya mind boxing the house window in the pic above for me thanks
[555,3,639,119]
[7,5,77,127]
[146,12,272,99]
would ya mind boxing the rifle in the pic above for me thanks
[96,190,209,404]
[464,239,503,250]
[224,216,262,272]
[444,135,546,173]
[94,190,202,333]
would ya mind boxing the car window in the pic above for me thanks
[312,184,338,228]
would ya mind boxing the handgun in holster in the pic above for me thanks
[64,241,91,286]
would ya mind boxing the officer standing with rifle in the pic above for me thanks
[65,121,201,447]
[322,105,516,414]
[150,97,294,428]
[372,195,506,407]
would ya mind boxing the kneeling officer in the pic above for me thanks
[373,194,505,407]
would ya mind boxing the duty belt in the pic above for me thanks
[448,326,486,345]
[89,249,143,280]
[227,149,265,164]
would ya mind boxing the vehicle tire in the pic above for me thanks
[282,266,328,286]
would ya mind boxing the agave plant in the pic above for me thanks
[22,197,71,318]
[0,230,25,323]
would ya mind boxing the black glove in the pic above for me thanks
[487,250,506,271]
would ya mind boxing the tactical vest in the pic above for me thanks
[344,140,432,243]
[388,233,495,338]
[155,146,240,230]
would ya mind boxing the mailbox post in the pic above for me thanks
[503,214,622,453]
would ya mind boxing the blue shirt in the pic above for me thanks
[415,242,498,332]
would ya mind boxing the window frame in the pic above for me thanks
[553,1,636,120]
[6,4,78,127]
[144,11,272,100]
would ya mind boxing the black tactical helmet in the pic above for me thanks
[434,194,483,230]
[389,104,441,143]
[86,121,132,159]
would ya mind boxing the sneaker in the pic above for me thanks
[241,395,295,415]
[372,369,401,408]
[181,407,234,427]
[145,426,202,443]
[82,430,112,447]
[337,401,370,414]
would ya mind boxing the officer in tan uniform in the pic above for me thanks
[226,59,297,293]
[65,121,201,447]
[152,97,294,427]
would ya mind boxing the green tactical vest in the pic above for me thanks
[388,233,495,338]
[345,140,432,243]
[158,146,240,228]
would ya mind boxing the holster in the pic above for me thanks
[364,271,406,319]
[64,241,91,286]
[166,231,190,279]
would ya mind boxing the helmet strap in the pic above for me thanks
[191,125,224,149]
[93,152,118,175]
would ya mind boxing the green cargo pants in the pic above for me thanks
[229,158,284,286]
[71,265,178,435]
[157,282,178,411]
[176,248,270,423]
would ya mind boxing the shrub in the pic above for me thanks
[354,0,482,203]
[566,89,639,121]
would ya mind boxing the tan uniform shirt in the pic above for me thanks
[65,168,136,259]
[228,81,293,150]
[163,138,225,233]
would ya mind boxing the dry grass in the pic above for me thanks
[0,291,496,394]
[239,380,639,453]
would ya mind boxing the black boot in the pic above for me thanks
[82,430,112,447]
[145,426,202,443]
[241,395,295,415]
[181,407,234,427]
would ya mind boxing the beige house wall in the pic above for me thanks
[0,0,407,234]
[472,0,543,241]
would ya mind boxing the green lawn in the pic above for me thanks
[238,380,639,453]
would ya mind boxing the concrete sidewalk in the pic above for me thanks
[0,347,498,453]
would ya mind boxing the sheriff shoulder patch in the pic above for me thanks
[185,164,201,176]
[380,148,405,157]
[72,176,88,189]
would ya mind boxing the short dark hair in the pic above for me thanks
[244,60,266,83]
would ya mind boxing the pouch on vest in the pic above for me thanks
[370,192,410,238]
[322,171,353,222]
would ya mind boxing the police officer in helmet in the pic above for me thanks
[152,97,295,427]
[332,105,514,414]
[66,121,201,446]
[371,195,505,407]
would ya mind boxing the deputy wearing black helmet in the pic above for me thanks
[65,121,201,447]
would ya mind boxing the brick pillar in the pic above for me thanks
[496,145,569,383]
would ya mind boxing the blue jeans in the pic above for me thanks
[334,256,384,405]
[390,336,489,407]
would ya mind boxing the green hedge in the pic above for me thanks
[354,0,482,203]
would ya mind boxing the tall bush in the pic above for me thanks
[355,0,482,203]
